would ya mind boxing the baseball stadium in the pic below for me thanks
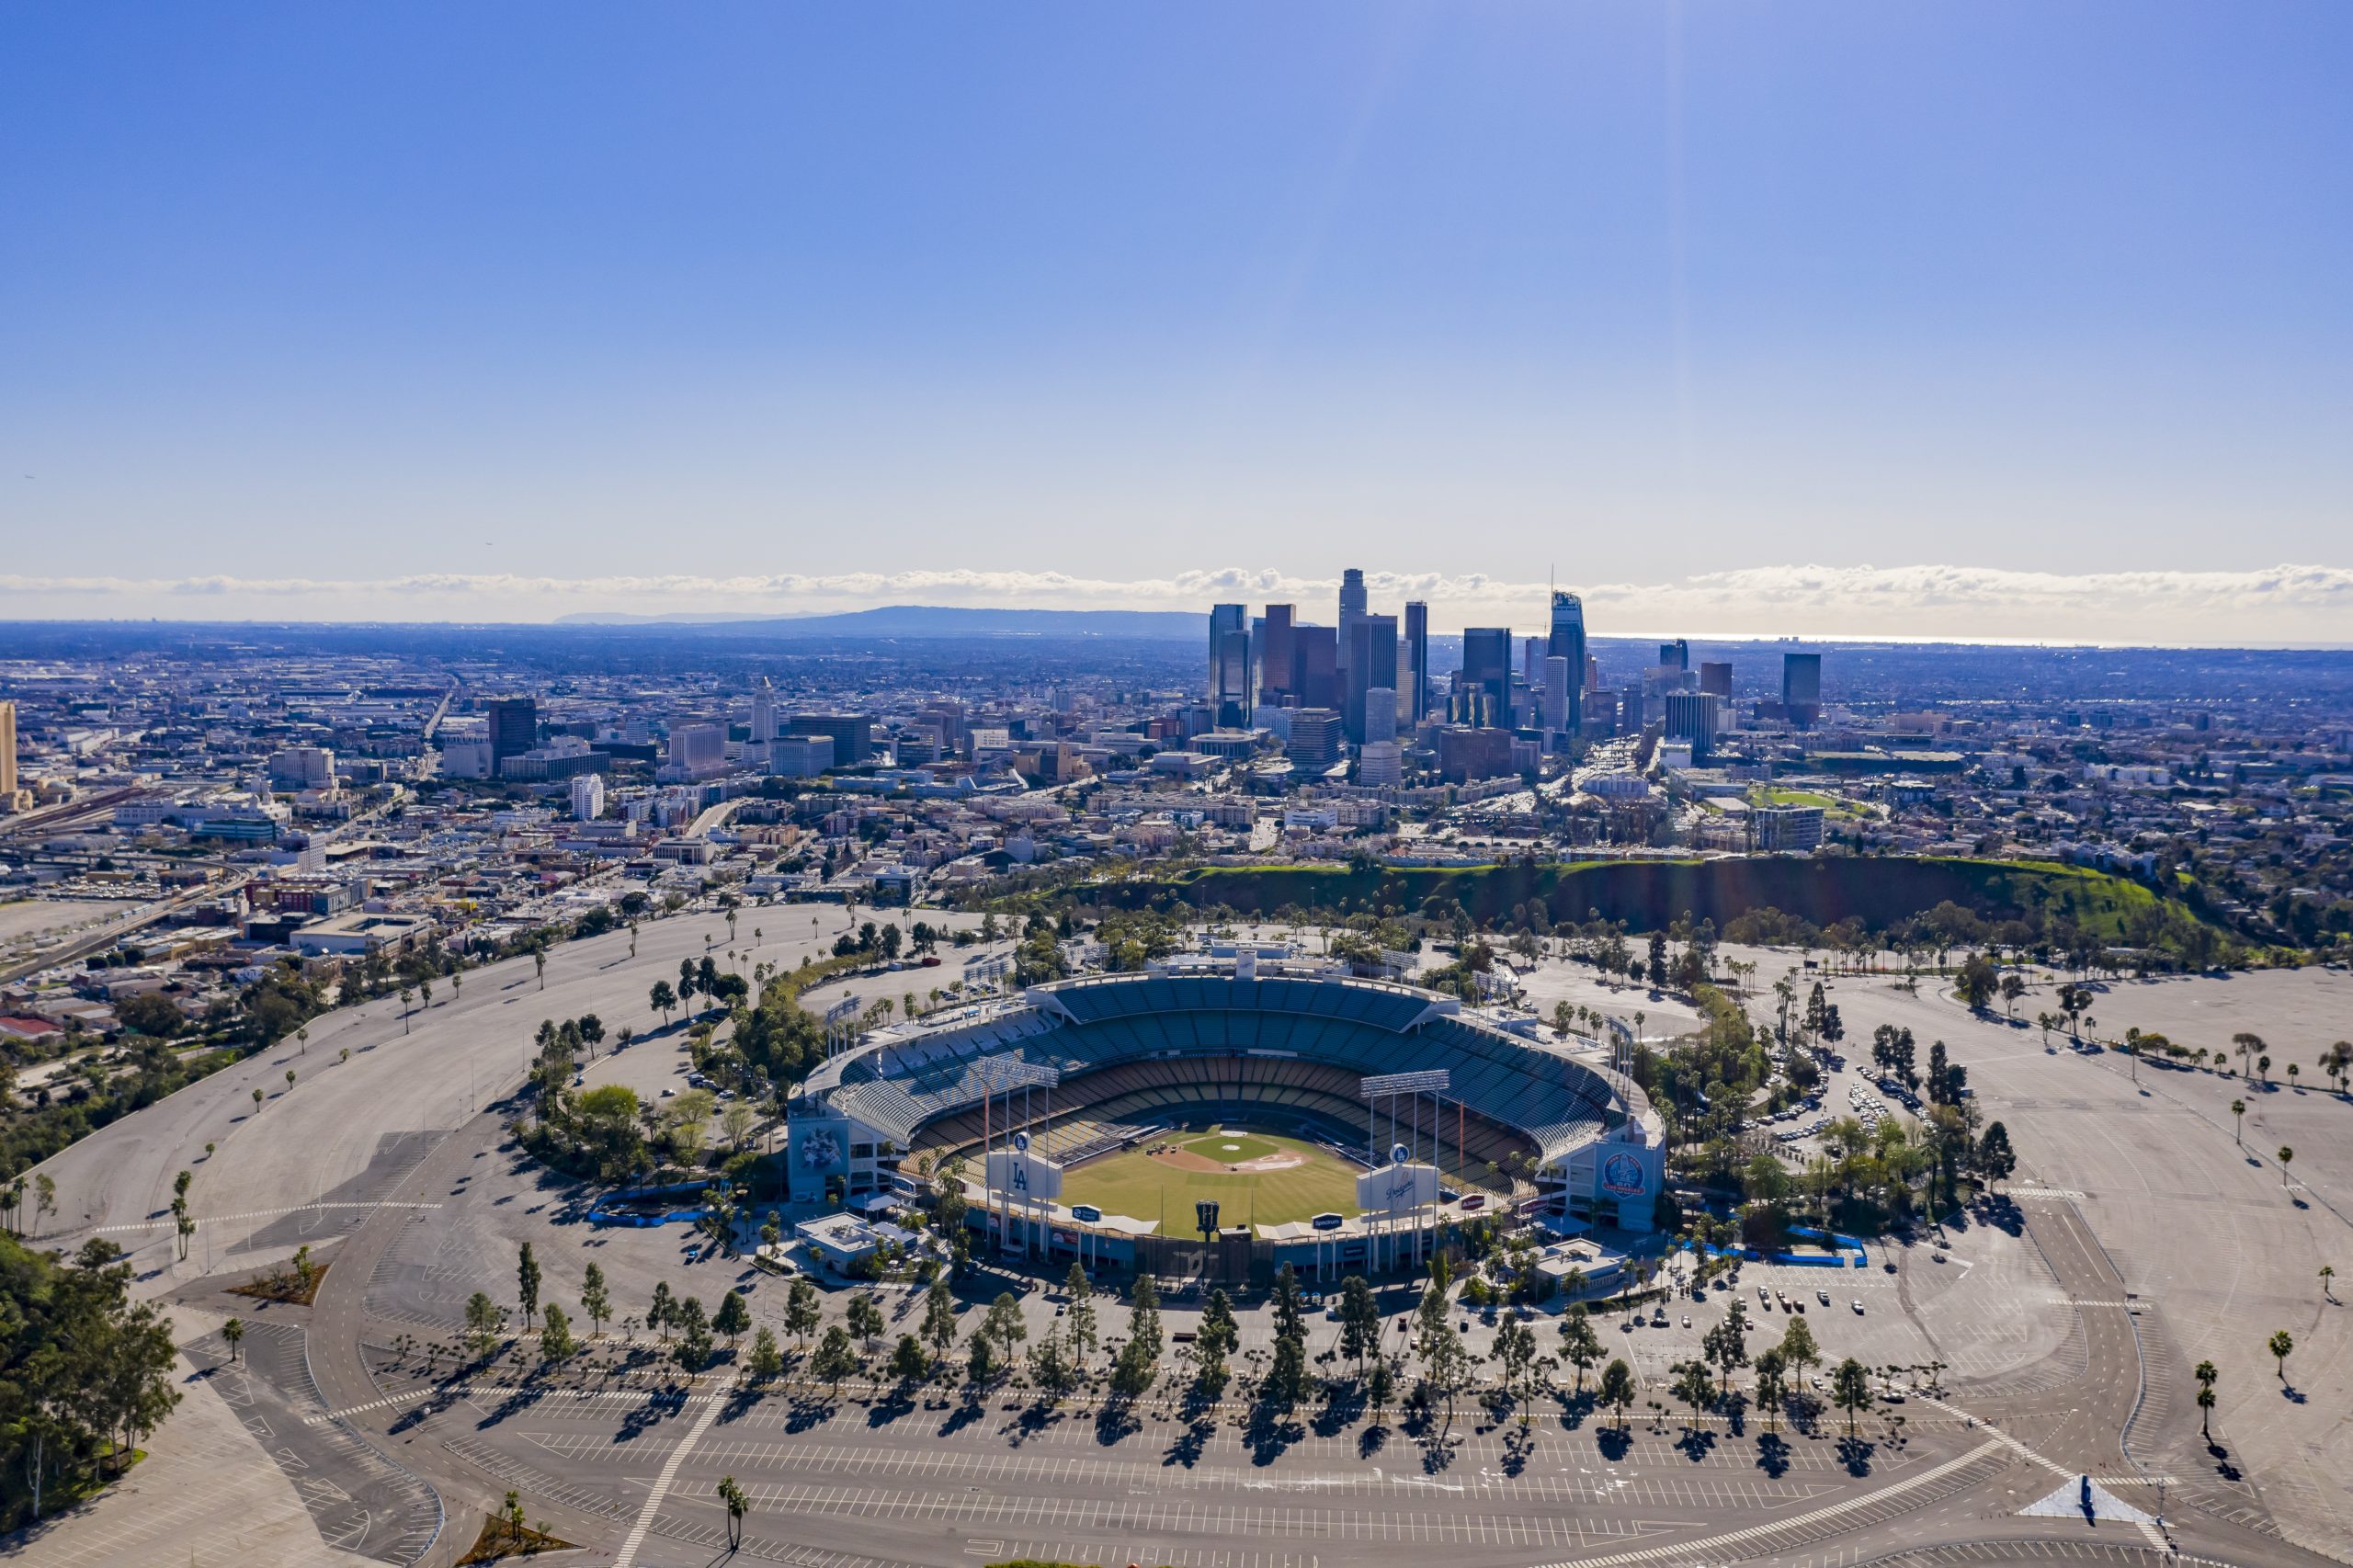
[788,954,1665,1278]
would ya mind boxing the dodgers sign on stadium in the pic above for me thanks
[1357,1161,1440,1212]
[1600,1149,1649,1198]
[986,1149,1064,1200]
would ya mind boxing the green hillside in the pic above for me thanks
[1085,856,2195,943]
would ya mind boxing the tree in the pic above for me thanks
[982,1291,1027,1368]
[2277,1145,2294,1188]
[714,1290,752,1348]
[2194,1359,2218,1440]
[1754,1346,1788,1434]
[503,1489,525,1547]
[798,1324,851,1390]
[252,1086,265,1115]
[673,1296,712,1370]
[2321,1265,2336,1305]
[785,1278,821,1347]
[1670,1359,1717,1431]
[747,1325,784,1381]
[1112,1274,1162,1397]
[540,1302,576,1361]
[1559,1302,1603,1393]
[716,1473,749,1550]
[534,949,547,990]
[890,1333,928,1384]
[1063,1263,1098,1372]
[1337,1275,1381,1378]
[580,1262,611,1337]
[465,1290,505,1357]
[651,980,676,1027]
[1779,1316,1820,1382]
[2268,1328,2294,1384]
[921,1276,958,1358]
[517,1241,541,1321]
[1598,1358,1637,1430]
[2231,1097,2246,1145]
[966,1328,996,1386]
[1975,1121,2017,1187]
[848,1292,886,1351]
[1832,1358,1872,1434]
[222,1316,245,1363]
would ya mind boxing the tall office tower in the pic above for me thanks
[1782,652,1824,727]
[1663,691,1722,759]
[1336,567,1367,681]
[1209,604,1246,700]
[793,712,876,763]
[1618,684,1646,733]
[1259,604,1296,704]
[1461,627,1513,727]
[1521,635,1545,687]
[1544,656,1572,741]
[0,699,14,796]
[1293,624,1339,709]
[1285,708,1345,767]
[749,676,778,743]
[1215,628,1253,728]
[1403,600,1430,721]
[570,772,606,822]
[1362,687,1397,744]
[1546,591,1587,733]
[485,697,538,765]
[1659,639,1689,672]
[1345,614,1398,743]
[1699,661,1733,699]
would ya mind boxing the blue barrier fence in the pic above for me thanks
[589,1179,713,1228]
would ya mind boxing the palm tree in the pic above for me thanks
[2277,1145,2293,1188]
[717,1474,747,1550]
[2193,1359,2217,1440]
[2268,1329,2294,1384]
[2319,1265,2336,1305]
[2230,1098,2246,1146]
[222,1317,245,1362]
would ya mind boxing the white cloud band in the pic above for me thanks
[2,562,2348,645]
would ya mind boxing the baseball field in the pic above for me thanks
[1058,1125,1364,1230]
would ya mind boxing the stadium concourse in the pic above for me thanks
[788,954,1669,1279]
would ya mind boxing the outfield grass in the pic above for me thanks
[1179,1131,1280,1162]
[1061,1125,1362,1230]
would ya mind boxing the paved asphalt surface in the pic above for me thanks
[12,918,2352,1568]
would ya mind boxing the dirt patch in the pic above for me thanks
[1147,1144,1308,1175]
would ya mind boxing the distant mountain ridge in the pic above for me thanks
[553,604,1207,639]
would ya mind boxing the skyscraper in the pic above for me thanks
[1336,568,1367,681]
[1546,592,1586,734]
[750,677,778,744]
[1699,661,1733,699]
[1293,624,1339,709]
[1216,628,1252,728]
[1544,655,1572,742]
[1659,639,1689,673]
[0,700,17,807]
[1345,614,1397,744]
[1461,627,1513,729]
[1259,603,1296,705]
[1782,652,1823,728]
[1403,600,1429,722]
[1209,603,1245,699]
[485,697,538,766]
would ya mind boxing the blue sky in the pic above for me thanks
[3,2,2350,640]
